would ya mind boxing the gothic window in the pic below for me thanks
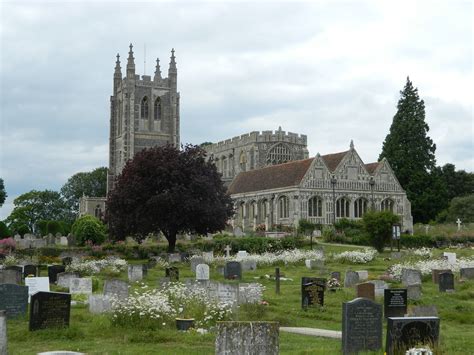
[238,202,245,219]
[154,97,161,120]
[336,197,350,218]
[141,96,149,119]
[308,196,323,217]
[240,151,247,172]
[354,198,368,218]
[267,143,292,165]
[249,201,257,219]
[259,199,268,218]
[222,157,228,177]
[94,205,102,218]
[381,198,394,212]
[278,196,289,219]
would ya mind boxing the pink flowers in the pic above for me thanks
[0,237,16,253]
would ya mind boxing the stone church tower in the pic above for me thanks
[107,44,180,193]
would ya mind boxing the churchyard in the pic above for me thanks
[0,239,473,354]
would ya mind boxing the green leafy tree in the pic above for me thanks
[0,178,6,207]
[60,167,107,214]
[71,215,107,246]
[106,144,234,252]
[443,194,474,223]
[0,221,12,239]
[5,190,73,233]
[439,164,474,200]
[362,210,400,252]
[379,77,440,223]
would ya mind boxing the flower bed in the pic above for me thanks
[66,257,127,276]
[330,248,378,264]
[388,257,474,279]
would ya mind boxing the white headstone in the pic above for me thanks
[202,251,214,262]
[241,259,257,271]
[196,264,210,281]
[356,270,369,282]
[236,251,248,260]
[57,272,80,288]
[60,236,68,246]
[0,311,6,355]
[443,252,457,264]
[24,277,50,302]
[69,278,93,294]
[238,283,263,304]
[128,265,143,282]
[217,283,239,305]
[88,295,112,314]
[224,245,232,258]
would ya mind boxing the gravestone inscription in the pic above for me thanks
[29,291,71,331]
[217,283,239,305]
[24,277,50,302]
[301,277,325,308]
[0,284,28,318]
[384,289,407,318]
[342,298,382,354]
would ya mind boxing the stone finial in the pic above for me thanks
[127,43,135,77]
[350,139,354,150]
[154,58,162,80]
[169,48,177,73]
[114,53,122,78]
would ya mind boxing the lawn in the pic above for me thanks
[6,244,474,354]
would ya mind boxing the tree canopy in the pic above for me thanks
[0,178,6,207]
[106,144,234,251]
[60,167,107,214]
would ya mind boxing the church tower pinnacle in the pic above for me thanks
[154,58,162,81]
[168,48,177,74]
[126,43,135,78]
[113,54,122,92]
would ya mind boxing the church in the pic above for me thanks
[80,45,413,233]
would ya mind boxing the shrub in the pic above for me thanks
[362,210,400,252]
[297,219,319,236]
[71,215,107,246]
[36,220,49,236]
[47,220,63,236]
[0,221,11,239]
[14,224,30,236]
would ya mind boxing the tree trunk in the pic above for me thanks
[164,231,177,253]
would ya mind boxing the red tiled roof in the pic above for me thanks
[365,162,380,174]
[228,158,314,194]
[321,151,348,172]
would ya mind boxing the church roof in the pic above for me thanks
[228,158,314,194]
[364,162,380,174]
[320,150,349,172]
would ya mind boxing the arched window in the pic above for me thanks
[141,97,149,119]
[278,196,289,219]
[354,198,368,218]
[259,199,268,219]
[94,205,102,218]
[222,157,228,178]
[238,202,245,219]
[336,197,350,218]
[381,198,394,212]
[240,151,247,172]
[266,143,292,165]
[249,201,257,219]
[308,197,323,217]
[154,97,161,120]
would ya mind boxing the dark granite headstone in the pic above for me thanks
[48,265,66,284]
[432,269,451,284]
[438,272,454,292]
[0,269,21,285]
[29,291,71,331]
[224,261,242,280]
[301,277,325,308]
[0,284,28,318]
[460,267,474,280]
[386,317,440,355]
[356,282,375,301]
[23,264,38,278]
[342,298,382,354]
[330,271,341,281]
[384,289,407,318]
[165,267,179,282]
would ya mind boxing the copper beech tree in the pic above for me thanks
[106,144,234,252]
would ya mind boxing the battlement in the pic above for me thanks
[206,128,307,153]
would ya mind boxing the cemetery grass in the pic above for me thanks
[7,245,474,354]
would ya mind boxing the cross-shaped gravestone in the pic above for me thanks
[456,218,462,231]
[425,225,430,234]
[224,245,231,258]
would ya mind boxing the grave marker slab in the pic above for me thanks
[238,283,263,304]
[301,277,325,308]
[165,267,179,282]
[407,284,422,300]
[24,277,50,302]
[0,310,5,355]
[57,272,80,288]
[439,272,454,292]
[342,298,382,354]
[217,283,239,305]
[88,295,112,314]
[23,264,38,278]
[0,269,21,285]
[29,292,71,331]
[103,279,129,299]
[356,283,375,300]
[69,278,92,294]
[241,259,257,271]
[224,261,242,280]
[460,267,474,280]
[236,250,248,259]
[411,305,438,317]
[190,256,205,273]
[401,269,422,287]
[0,284,28,318]
[368,280,389,298]
[356,270,369,282]
[385,317,440,355]
[127,265,143,282]
[48,265,66,284]
[196,264,210,281]
[202,251,214,262]
[432,269,451,284]
[344,271,359,288]
[384,289,407,318]
[443,252,456,264]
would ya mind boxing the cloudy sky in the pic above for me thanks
[0,0,472,219]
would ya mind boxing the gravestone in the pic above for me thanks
[29,291,71,331]
[62,257,73,266]
[202,251,214,262]
[407,284,422,300]
[356,282,375,300]
[103,279,129,299]
[241,259,257,271]
[438,272,454,292]
[0,310,5,355]
[215,321,279,355]
[224,245,232,257]
[411,305,438,317]
[301,277,325,308]
[432,269,451,284]
[31,239,46,248]
[0,284,28,318]
[236,250,248,260]
[48,265,66,284]
[24,277,50,302]
[224,261,242,280]
[217,283,239,305]
[190,256,205,273]
[196,264,210,281]
[233,226,244,237]
[401,269,422,287]
[344,271,359,288]
[17,239,30,249]
[168,253,181,263]
[88,295,112,314]
[127,265,143,282]
[5,265,22,276]
[69,278,92,294]
[60,236,68,246]
[165,267,179,282]
[356,270,369,282]
[460,267,474,280]
[385,317,440,355]
[275,267,281,295]
[238,283,263,304]
[57,272,80,288]
[342,298,382,354]
[384,289,407,318]
[23,264,38,278]
[443,252,456,264]
[0,269,21,285]
[305,259,324,270]
[368,280,389,297]
[180,252,190,262]
[331,271,341,281]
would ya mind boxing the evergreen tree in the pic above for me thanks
[379,77,439,223]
